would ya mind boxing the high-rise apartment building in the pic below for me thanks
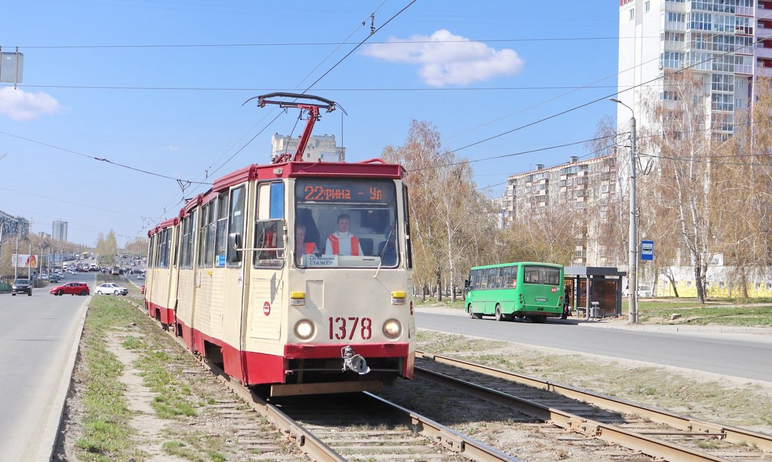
[500,155,618,266]
[617,0,769,135]
[52,220,68,242]
[0,209,30,238]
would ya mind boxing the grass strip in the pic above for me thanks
[416,330,772,430]
[74,295,146,461]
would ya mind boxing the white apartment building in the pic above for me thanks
[52,220,68,242]
[270,134,346,163]
[617,0,772,136]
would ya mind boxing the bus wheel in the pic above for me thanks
[494,304,503,322]
[468,304,480,319]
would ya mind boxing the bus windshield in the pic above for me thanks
[294,178,398,269]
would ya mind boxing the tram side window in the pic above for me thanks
[227,185,245,266]
[180,211,197,269]
[148,235,155,269]
[214,193,229,267]
[157,229,169,268]
[254,182,285,268]
[403,184,412,269]
[198,203,216,267]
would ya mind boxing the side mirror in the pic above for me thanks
[228,233,242,263]
[464,279,469,288]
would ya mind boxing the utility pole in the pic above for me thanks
[14,231,19,280]
[611,98,638,323]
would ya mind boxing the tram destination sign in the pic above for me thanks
[298,180,394,203]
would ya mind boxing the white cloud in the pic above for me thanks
[0,87,63,121]
[167,145,181,152]
[362,29,524,87]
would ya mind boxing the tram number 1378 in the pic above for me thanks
[329,317,373,340]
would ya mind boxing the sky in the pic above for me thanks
[0,0,620,247]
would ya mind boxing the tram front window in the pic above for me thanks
[295,179,399,268]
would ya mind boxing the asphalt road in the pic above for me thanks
[416,309,772,384]
[0,272,93,461]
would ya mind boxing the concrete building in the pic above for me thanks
[52,220,68,242]
[616,0,769,137]
[500,155,618,266]
[271,134,346,163]
[0,209,30,239]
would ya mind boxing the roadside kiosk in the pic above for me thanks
[564,266,626,319]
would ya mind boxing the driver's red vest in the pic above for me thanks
[327,235,360,256]
[304,242,316,254]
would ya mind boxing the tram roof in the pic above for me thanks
[149,159,407,234]
[212,159,405,193]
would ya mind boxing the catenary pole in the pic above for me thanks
[611,98,638,323]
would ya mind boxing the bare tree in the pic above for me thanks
[643,70,724,303]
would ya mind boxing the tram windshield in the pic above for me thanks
[295,178,399,268]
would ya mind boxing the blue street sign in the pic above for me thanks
[641,240,654,261]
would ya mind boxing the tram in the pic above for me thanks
[145,93,415,396]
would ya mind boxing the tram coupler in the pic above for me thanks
[341,346,370,375]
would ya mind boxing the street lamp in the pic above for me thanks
[610,97,638,323]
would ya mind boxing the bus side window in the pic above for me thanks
[501,266,512,288]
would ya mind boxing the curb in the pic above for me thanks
[36,297,90,461]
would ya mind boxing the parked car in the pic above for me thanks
[623,285,654,297]
[638,285,653,297]
[12,279,33,296]
[49,282,90,296]
[95,283,128,296]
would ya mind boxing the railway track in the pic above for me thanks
[130,299,521,461]
[408,351,772,462]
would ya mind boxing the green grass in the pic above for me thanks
[635,301,772,326]
[75,296,146,461]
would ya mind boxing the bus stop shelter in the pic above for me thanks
[564,266,626,319]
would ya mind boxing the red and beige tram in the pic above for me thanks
[144,94,415,396]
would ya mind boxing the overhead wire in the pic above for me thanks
[150,0,417,222]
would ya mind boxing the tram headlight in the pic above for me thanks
[294,319,315,340]
[382,319,402,339]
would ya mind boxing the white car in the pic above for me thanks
[638,285,653,297]
[95,283,129,296]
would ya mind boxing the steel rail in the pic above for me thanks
[131,298,521,461]
[200,361,347,462]
[362,392,525,462]
[129,300,346,462]
[416,351,772,452]
[414,366,732,462]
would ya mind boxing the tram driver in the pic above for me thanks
[325,213,364,256]
[295,224,319,264]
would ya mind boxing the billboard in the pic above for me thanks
[12,254,38,268]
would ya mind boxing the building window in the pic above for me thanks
[645,1,650,12]
[629,8,635,20]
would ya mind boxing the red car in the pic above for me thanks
[49,282,90,296]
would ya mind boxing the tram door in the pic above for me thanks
[247,182,286,344]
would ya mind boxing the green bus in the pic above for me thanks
[464,262,564,323]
